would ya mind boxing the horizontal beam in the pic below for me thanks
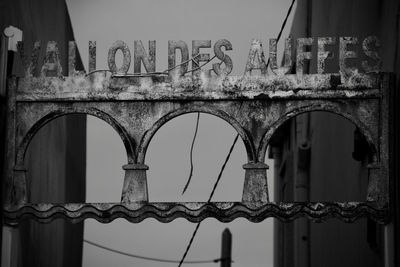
[15,73,381,102]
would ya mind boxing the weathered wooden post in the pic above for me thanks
[220,228,232,267]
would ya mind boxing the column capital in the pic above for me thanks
[122,163,149,170]
[367,163,380,169]
[13,165,27,172]
[242,162,269,170]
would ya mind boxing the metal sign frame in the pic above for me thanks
[2,68,391,225]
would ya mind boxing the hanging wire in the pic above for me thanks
[177,0,297,266]
[177,134,239,267]
[164,54,201,73]
[184,55,217,74]
[266,0,296,69]
[85,1,296,265]
[182,112,201,194]
[275,0,296,43]
[85,69,112,76]
[85,53,217,78]
[84,239,223,264]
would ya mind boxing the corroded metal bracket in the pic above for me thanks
[2,72,392,224]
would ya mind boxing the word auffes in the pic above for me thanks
[17,37,381,78]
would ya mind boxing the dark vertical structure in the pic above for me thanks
[220,228,232,267]
[271,0,400,266]
[0,1,86,266]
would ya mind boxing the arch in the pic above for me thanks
[258,103,378,163]
[137,105,256,163]
[16,107,135,167]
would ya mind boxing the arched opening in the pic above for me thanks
[266,110,375,202]
[20,113,127,267]
[145,112,247,202]
[267,111,383,267]
[83,112,275,267]
[85,115,126,203]
[24,114,127,203]
[19,114,87,267]
[24,114,87,204]
[137,105,256,164]
[18,108,134,169]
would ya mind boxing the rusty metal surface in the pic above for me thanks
[2,70,392,225]
[245,39,268,75]
[3,202,389,225]
[269,38,292,75]
[212,39,233,76]
[134,40,156,74]
[88,41,96,73]
[108,40,131,74]
[40,41,63,77]
[339,37,358,80]
[17,41,41,77]
[168,40,189,76]
[317,37,336,74]
[15,73,380,101]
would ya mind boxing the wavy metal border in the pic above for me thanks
[3,202,389,225]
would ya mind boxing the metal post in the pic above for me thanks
[0,30,9,97]
[220,228,232,267]
[294,114,310,267]
[0,28,11,267]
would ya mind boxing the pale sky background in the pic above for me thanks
[66,1,296,266]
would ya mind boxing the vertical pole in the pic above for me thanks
[294,114,311,267]
[0,29,10,267]
[1,26,21,267]
[220,228,232,267]
[0,30,9,96]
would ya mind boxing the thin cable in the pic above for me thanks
[276,0,296,43]
[178,1,297,265]
[106,53,215,78]
[184,55,217,74]
[178,134,239,267]
[181,54,218,194]
[266,0,296,69]
[85,69,112,76]
[84,239,219,264]
[164,54,201,73]
[112,72,168,77]
[206,134,239,202]
[182,112,200,194]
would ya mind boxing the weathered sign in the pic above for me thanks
[17,36,381,79]
[2,36,390,225]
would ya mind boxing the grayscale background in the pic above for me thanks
[66,0,296,266]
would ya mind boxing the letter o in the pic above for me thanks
[108,40,131,74]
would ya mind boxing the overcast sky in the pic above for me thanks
[66,0,296,266]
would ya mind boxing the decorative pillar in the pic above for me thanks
[12,165,27,205]
[121,163,149,203]
[242,162,269,206]
[367,163,385,206]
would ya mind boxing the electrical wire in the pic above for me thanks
[182,112,200,194]
[164,54,201,73]
[177,134,239,267]
[85,69,112,76]
[86,53,217,77]
[84,239,221,264]
[177,1,297,266]
[85,2,297,265]
[266,0,296,69]
[112,54,203,77]
[184,55,217,74]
